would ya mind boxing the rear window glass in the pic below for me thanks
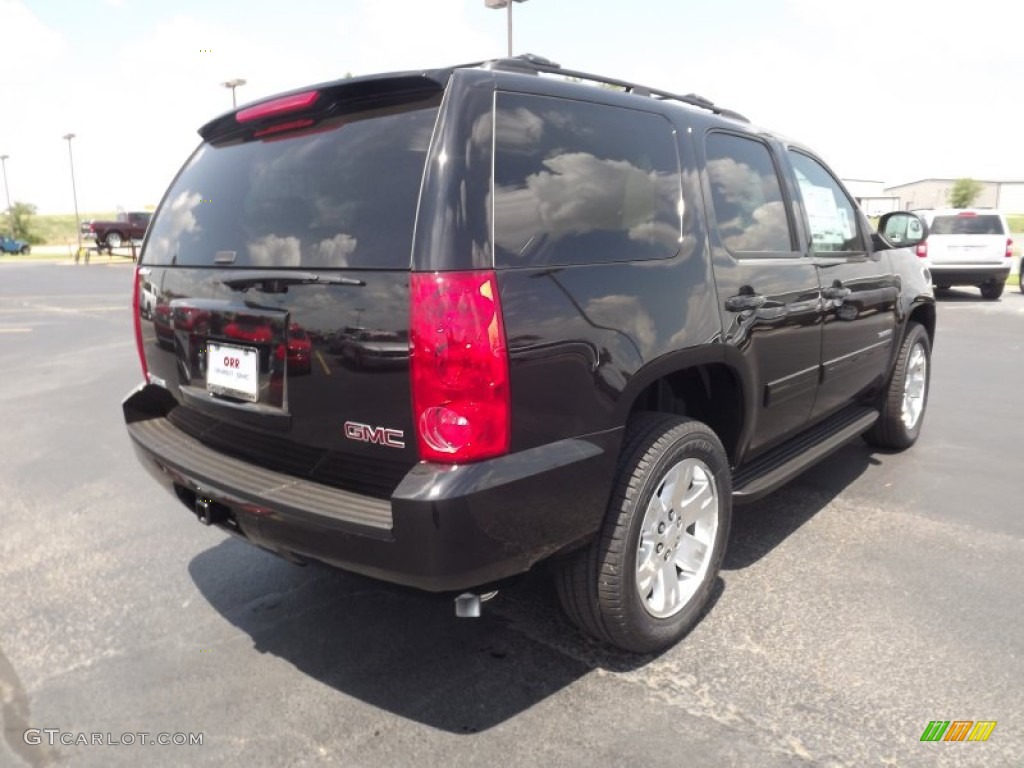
[143,97,440,269]
[493,93,683,267]
[929,214,1004,235]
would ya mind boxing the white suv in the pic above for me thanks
[912,208,1013,300]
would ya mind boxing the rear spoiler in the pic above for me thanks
[199,70,450,144]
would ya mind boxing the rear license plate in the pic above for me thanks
[206,342,259,402]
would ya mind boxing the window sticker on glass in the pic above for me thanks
[800,182,848,248]
[788,151,862,253]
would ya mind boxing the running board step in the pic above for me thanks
[732,406,879,504]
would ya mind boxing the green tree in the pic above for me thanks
[8,202,41,243]
[947,178,983,208]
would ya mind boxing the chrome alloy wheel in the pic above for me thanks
[901,343,928,430]
[635,458,719,619]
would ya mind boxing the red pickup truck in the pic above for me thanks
[81,211,152,250]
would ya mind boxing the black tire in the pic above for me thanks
[105,231,123,249]
[979,280,1004,300]
[555,413,731,653]
[1018,271,1022,294]
[864,322,930,450]
[20,245,29,254]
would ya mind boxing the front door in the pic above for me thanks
[785,150,899,421]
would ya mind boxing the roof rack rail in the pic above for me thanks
[473,54,749,123]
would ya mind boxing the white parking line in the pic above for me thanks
[0,294,125,301]
[0,328,32,333]
[0,305,125,314]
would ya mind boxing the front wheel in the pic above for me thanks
[555,414,731,653]
[864,322,930,450]
[105,231,123,249]
[20,245,29,254]
[1018,270,1022,294]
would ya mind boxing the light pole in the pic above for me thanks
[0,154,11,236]
[62,134,82,256]
[485,0,527,57]
[222,78,247,108]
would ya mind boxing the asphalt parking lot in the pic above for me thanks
[1,262,1021,768]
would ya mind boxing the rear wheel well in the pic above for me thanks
[627,364,743,463]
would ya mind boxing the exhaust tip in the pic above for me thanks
[454,590,498,618]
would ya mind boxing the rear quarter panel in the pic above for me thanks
[499,249,721,451]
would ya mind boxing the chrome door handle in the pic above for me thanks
[822,286,851,300]
[725,293,766,312]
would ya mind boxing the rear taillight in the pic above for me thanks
[132,267,149,381]
[1006,238,1014,259]
[916,240,928,259]
[410,271,510,463]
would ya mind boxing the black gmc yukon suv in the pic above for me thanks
[123,56,935,653]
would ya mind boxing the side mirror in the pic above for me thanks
[874,211,928,251]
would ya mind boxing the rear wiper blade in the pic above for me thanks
[221,271,366,292]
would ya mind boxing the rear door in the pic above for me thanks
[700,130,823,457]
[136,80,443,498]
[926,212,1007,266]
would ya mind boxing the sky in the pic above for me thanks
[1,0,1022,213]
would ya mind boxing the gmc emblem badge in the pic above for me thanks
[344,421,405,449]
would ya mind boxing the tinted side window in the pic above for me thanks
[143,97,440,269]
[704,132,793,253]
[788,151,864,253]
[493,93,682,267]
